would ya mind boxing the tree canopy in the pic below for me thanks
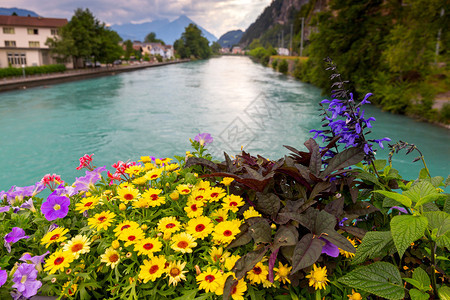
[174,24,211,59]
[46,8,123,68]
[144,32,165,45]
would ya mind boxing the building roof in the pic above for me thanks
[0,15,68,28]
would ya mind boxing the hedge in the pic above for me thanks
[0,64,66,78]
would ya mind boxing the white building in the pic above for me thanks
[0,15,68,68]
[277,47,290,56]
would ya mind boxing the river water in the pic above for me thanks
[0,56,448,191]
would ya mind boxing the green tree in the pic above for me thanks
[144,32,165,45]
[174,24,211,59]
[123,40,134,60]
[97,29,123,64]
[211,41,221,55]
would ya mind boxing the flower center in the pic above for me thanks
[20,275,28,284]
[54,257,65,265]
[149,265,159,274]
[205,275,215,282]
[151,175,158,179]
[230,202,237,206]
[253,266,262,275]
[195,224,205,232]
[109,254,119,262]
[170,268,180,277]
[124,194,134,200]
[121,225,131,231]
[177,241,188,248]
[182,189,189,193]
[84,202,93,207]
[53,204,61,211]
[127,235,136,241]
[215,217,224,222]
[150,194,158,200]
[166,223,175,229]
[223,230,232,237]
[143,243,153,250]
[195,196,203,201]
[50,234,60,240]
[191,204,197,211]
[98,216,106,222]
[211,193,219,198]
[231,286,237,295]
[71,243,83,252]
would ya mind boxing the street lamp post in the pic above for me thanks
[22,64,26,78]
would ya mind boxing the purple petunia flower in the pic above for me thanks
[20,251,50,272]
[70,166,107,195]
[320,238,339,257]
[4,227,30,253]
[40,190,70,221]
[0,268,7,287]
[12,263,42,298]
[391,206,408,215]
[194,133,213,146]
[0,206,10,213]
[20,199,36,212]
[338,217,349,227]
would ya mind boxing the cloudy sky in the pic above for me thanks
[3,0,272,37]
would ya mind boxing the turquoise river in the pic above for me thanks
[0,56,449,191]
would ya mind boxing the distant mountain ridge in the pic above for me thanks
[0,7,39,17]
[217,30,243,48]
[111,15,217,44]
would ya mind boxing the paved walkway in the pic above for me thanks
[0,60,189,92]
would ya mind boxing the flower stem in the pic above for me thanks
[430,240,438,297]
[315,290,321,300]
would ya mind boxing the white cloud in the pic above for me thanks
[1,0,271,37]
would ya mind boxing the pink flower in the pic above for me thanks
[76,153,94,170]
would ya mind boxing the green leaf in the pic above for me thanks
[291,233,322,274]
[390,215,428,258]
[415,194,444,208]
[438,285,450,300]
[374,190,412,208]
[403,278,422,289]
[423,211,450,238]
[248,219,272,244]
[373,159,387,171]
[338,262,405,300]
[404,181,439,204]
[352,231,394,265]
[444,197,450,214]
[356,170,382,187]
[232,246,269,279]
[273,225,298,248]
[313,210,337,234]
[412,267,431,290]
[409,289,430,300]
[320,147,365,178]
[436,232,450,250]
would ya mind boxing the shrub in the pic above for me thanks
[278,59,288,74]
[271,59,278,69]
[0,64,66,78]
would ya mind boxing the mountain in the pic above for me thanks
[217,30,244,48]
[0,7,39,17]
[239,0,309,47]
[111,15,217,44]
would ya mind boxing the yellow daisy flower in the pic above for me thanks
[273,262,292,284]
[184,201,204,218]
[171,232,197,253]
[222,195,244,213]
[211,209,229,223]
[100,247,120,269]
[224,254,241,271]
[339,237,357,258]
[306,264,330,290]
[118,182,134,189]
[62,281,77,297]
[63,235,91,259]
[132,176,148,185]
[155,157,172,165]
[117,227,145,247]
[230,278,247,300]
[209,247,230,263]
[165,163,179,172]
[144,162,156,171]
[196,267,223,293]
[213,220,241,245]
[113,220,140,237]
[186,216,214,239]
[157,217,181,234]
[125,165,144,177]
[142,188,166,207]
[194,180,210,192]
[146,168,163,181]
[207,187,227,202]
[44,249,74,274]
[41,227,69,248]
[188,190,209,204]
[117,186,140,203]
[134,237,163,256]
[176,184,192,195]
[243,206,262,219]
[246,262,269,284]
[88,211,116,231]
[75,196,100,213]
[138,255,167,283]
[221,177,234,186]
[166,261,188,286]
[140,156,152,163]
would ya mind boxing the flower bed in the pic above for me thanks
[1,60,448,299]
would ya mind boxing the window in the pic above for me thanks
[7,53,26,66]
[3,27,15,34]
[4,41,16,47]
[29,41,40,48]
[27,28,39,35]
[51,29,59,35]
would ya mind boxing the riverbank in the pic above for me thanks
[0,59,190,92]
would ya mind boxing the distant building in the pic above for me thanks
[231,46,244,55]
[129,42,174,60]
[0,15,69,68]
[220,48,230,54]
[277,47,289,56]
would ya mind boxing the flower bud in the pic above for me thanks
[141,224,148,230]
[65,268,72,275]
[194,265,201,275]
[119,203,126,211]
[163,231,172,241]
[126,252,132,258]
[86,191,92,197]
[112,240,120,249]
[51,277,57,283]
[169,191,179,201]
